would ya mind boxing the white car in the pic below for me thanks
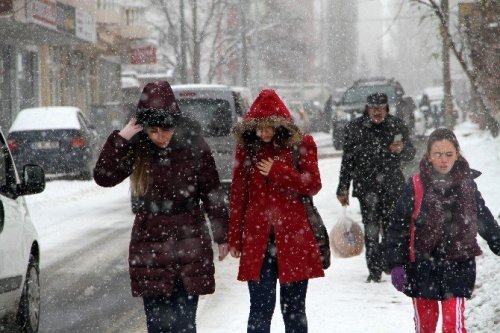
[0,128,45,332]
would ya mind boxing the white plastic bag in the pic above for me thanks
[329,207,364,258]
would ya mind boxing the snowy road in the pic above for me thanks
[24,125,499,332]
[26,154,415,333]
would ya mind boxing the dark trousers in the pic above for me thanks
[359,191,397,278]
[247,236,309,333]
[143,282,199,333]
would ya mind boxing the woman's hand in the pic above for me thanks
[218,243,229,261]
[256,158,274,176]
[118,118,143,141]
[229,246,241,258]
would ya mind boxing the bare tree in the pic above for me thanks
[146,0,233,83]
[411,0,498,136]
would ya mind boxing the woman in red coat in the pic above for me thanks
[229,89,324,333]
[94,81,229,333]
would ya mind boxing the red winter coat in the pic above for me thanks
[94,118,228,297]
[229,90,324,283]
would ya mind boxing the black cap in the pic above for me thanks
[366,93,388,107]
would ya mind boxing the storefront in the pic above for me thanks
[0,0,97,128]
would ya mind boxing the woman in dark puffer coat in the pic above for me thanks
[94,81,229,333]
[386,128,500,333]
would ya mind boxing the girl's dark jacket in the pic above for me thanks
[386,159,500,299]
[93,117,228,297]
[336,111,416,198]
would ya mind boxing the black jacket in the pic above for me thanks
[386,171,500,299]
[337,112,416,198]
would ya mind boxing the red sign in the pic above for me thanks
[130,46,157,65]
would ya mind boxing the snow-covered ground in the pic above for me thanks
[25,120,499,332]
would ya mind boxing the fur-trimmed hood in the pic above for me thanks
[232,89,302,146]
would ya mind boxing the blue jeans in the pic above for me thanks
[143,282,199,333]
[247,235,309,333]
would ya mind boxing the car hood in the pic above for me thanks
[337,102,365,113]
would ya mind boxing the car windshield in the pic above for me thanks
[177,98,232,137]
[343,85,397,104]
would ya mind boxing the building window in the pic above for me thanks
[125,8,144,26]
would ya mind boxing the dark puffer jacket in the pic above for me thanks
[386,169,500,299]
[94,118,228,297]
[337,112,416,198]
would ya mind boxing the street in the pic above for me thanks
[21,133,428,333]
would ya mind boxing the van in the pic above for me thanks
[171,84,247,191]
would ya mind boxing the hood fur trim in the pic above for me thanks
[232,115,303,146]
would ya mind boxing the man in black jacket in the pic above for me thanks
[336,92,416,282]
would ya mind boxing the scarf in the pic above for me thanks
[415,156,481,261]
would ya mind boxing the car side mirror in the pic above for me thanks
[18,164,45,195]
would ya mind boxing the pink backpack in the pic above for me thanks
[409,173,424,263]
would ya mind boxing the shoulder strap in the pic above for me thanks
[291,142,314,205]
[409,173,424,262]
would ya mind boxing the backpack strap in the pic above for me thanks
[409,173,424,262]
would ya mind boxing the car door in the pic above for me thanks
[0,135,25,312]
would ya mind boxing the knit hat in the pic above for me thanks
[136,81,181,128]
[366,92,388,108]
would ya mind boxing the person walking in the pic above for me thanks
[229,89,324,333]
[386,128,500,333]
[93,81,229,333]
[336,92,416,282]
[419,93,432,129]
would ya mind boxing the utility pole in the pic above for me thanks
[179,0,187,83]
[441,0,454,128]
[191,0,200,83]
[238,0,248,86]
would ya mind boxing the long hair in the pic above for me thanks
[128,132,154,197]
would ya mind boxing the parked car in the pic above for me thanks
[7,107,99,180]
[0,126,45,332]
[331,77,414,149]
[230,86,252,120]
[131,84,242,213]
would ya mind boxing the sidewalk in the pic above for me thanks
[311,131,343,159]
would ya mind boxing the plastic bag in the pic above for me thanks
[329,207,364,258]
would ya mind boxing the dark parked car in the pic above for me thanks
[7,107,99,180]
[0,126,45,332]
[331,77,415,149]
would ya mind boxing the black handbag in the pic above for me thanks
[292,144,331,269]
[303,196,331,269]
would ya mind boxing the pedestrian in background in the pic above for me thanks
[336,92,416,282]
[94,81,229,333]
[229,89,324,333]
[386,128,500,332]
